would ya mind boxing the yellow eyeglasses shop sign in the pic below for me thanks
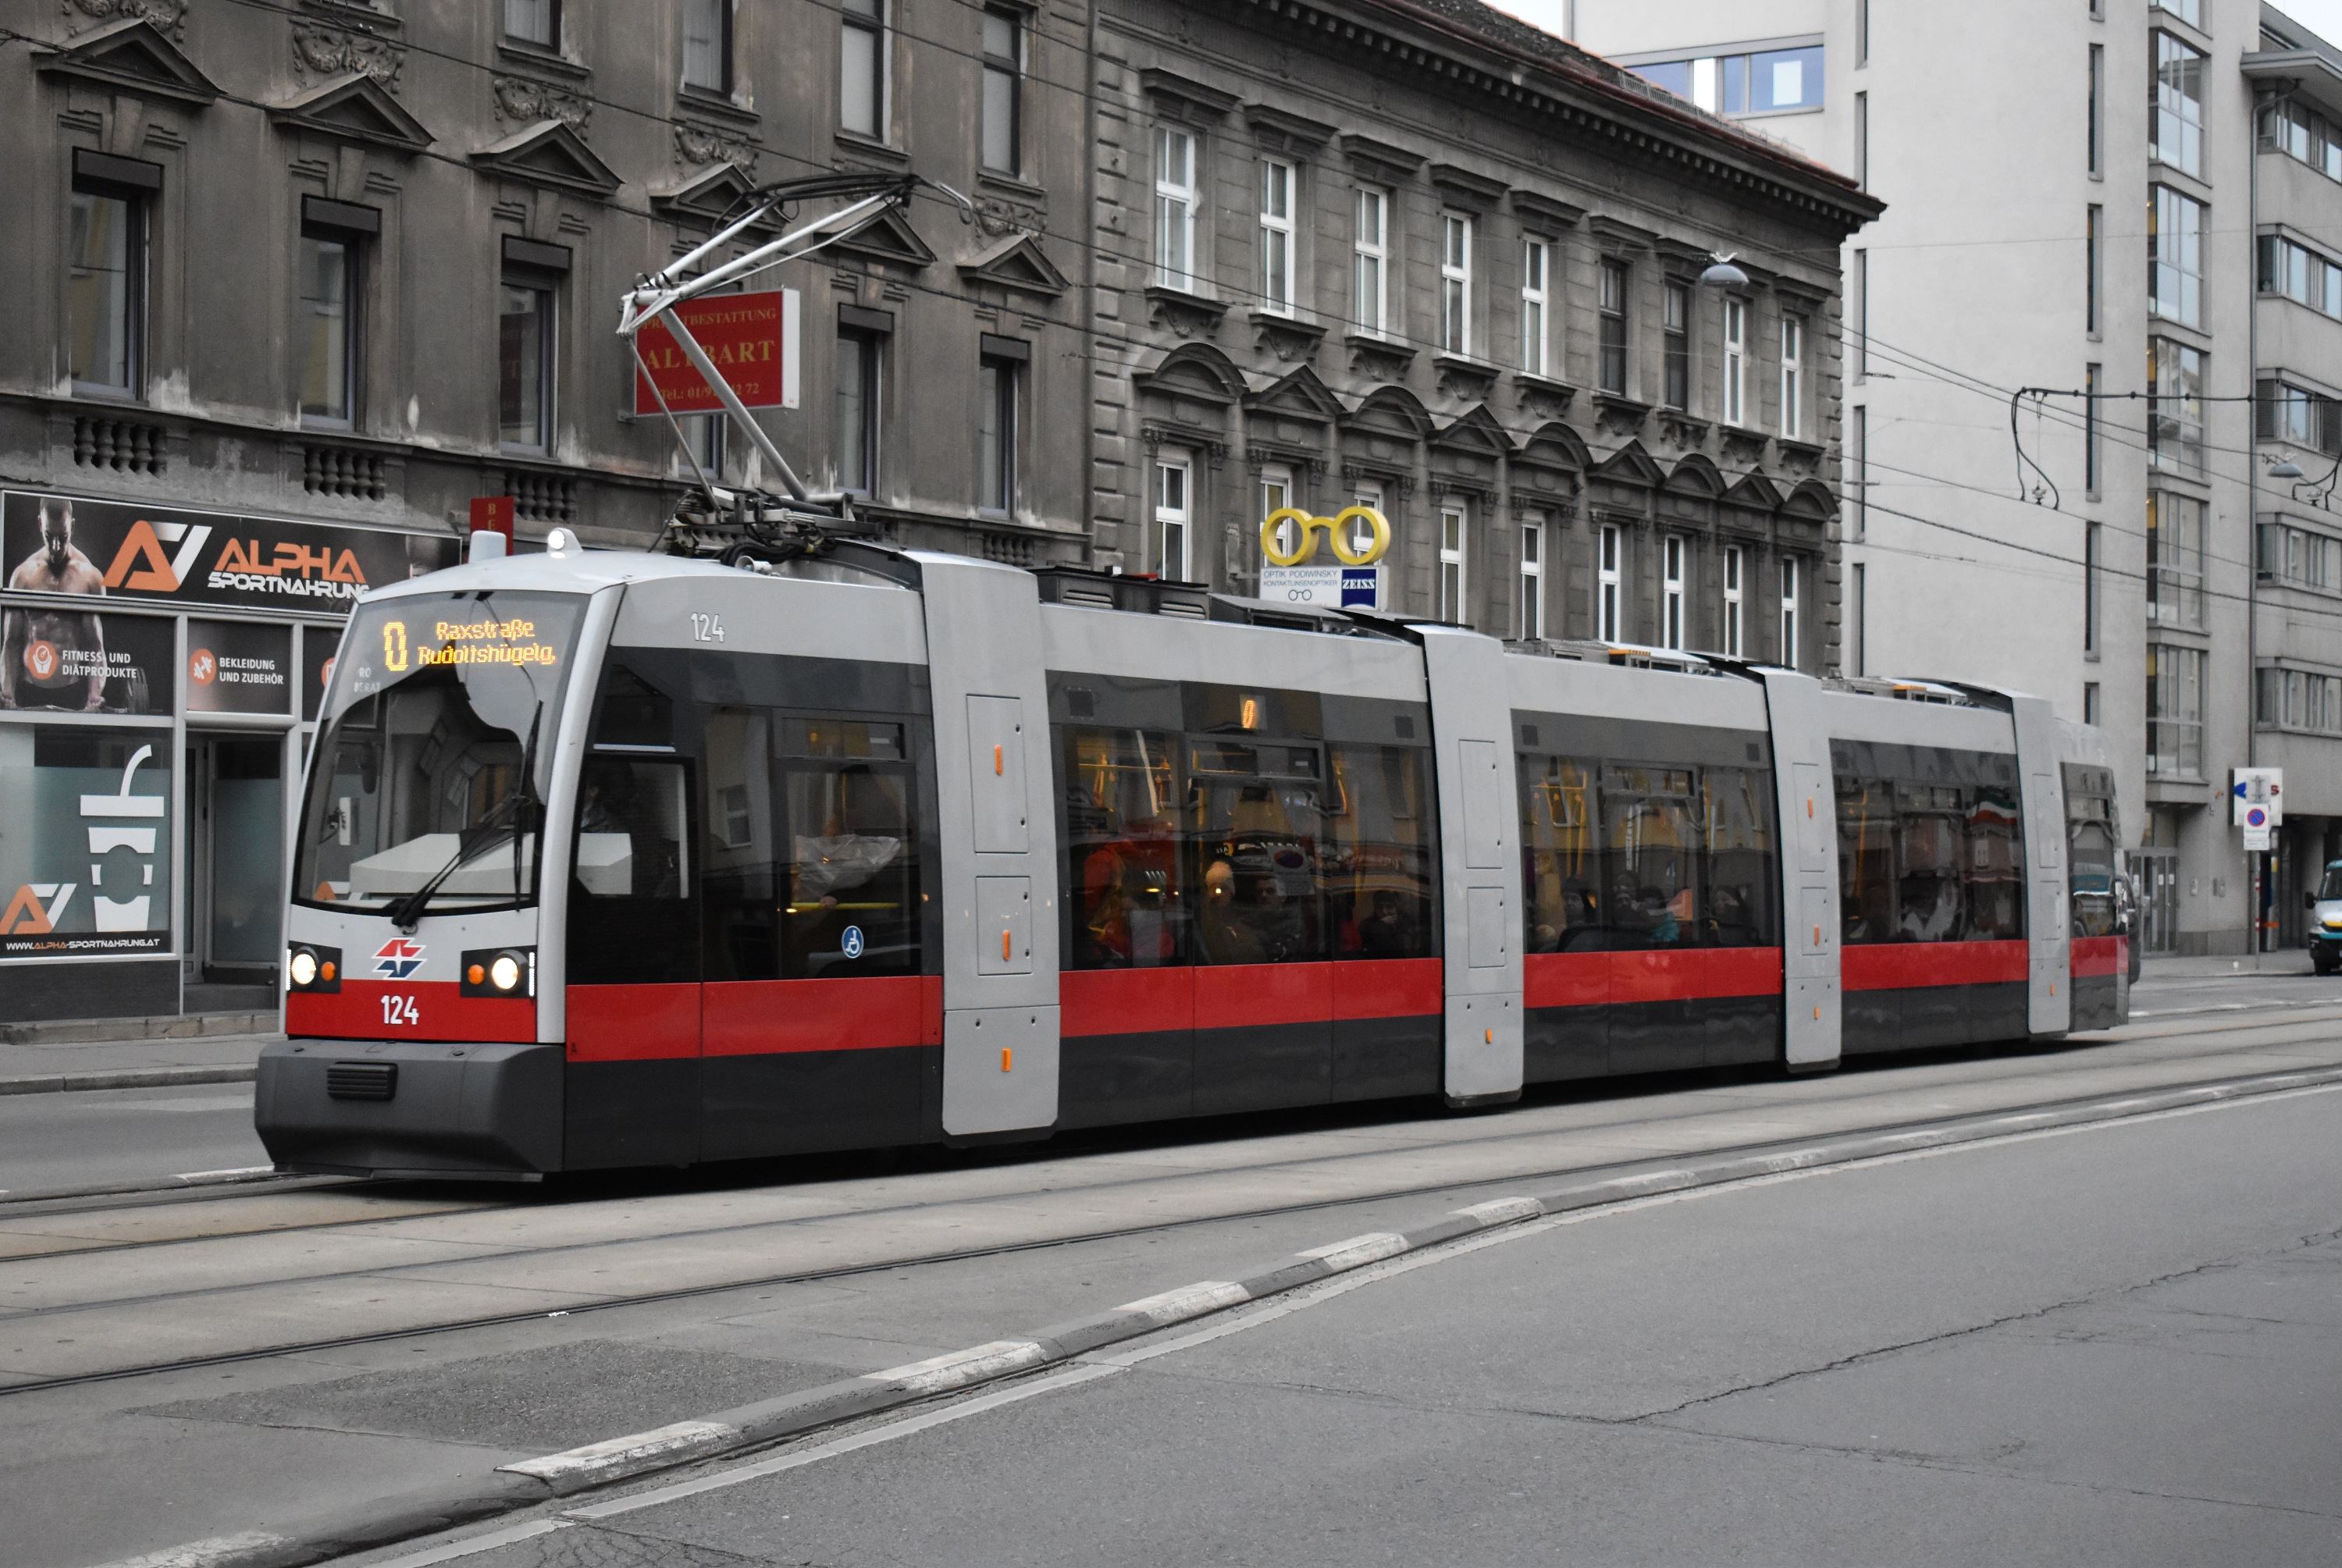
[1257,507,1388,608]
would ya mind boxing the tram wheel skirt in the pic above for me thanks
[255,1040,564,1178]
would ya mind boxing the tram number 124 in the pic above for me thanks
[689,612,727,643]
[381,994,420,1028]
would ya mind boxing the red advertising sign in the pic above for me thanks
[632,289,799,415]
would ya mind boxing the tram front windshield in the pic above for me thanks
[294,591,583,914]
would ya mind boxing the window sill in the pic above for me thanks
[977,169,1048,203]
[833,131,909,166]
[1344,332,1417,375]
[1145,285,1230,336]
[678,84,758,125]
[1511,372,1575,411]
[300,0,400,29]
[496,39,590,79]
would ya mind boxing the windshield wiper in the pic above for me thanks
[385,706,543,932]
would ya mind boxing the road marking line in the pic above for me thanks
[91,1531,298,1568]
[1114,1282,1248,1323]
[1454,1196,1542,1227]
[170,1166,275,1182]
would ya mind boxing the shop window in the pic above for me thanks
[0,727,173,959]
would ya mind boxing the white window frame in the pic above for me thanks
[1259,158,1295,317]
[1520,238,1549,376]
[1597,523,1623,642]
[1348,479,1385,564]
[1440,212,1472,357]
[1779,315,1803,439]
[1661,534,1686,651]
[839,0,886,139]
[1439,500,1468,624]
[1353,187,1387,337]
[1722,297,1746,426]
[1258,463,1295,567]
[1520,515,1545,640]
[1155,450,1193,580]
[1154,126,1197,293]
[1722,545,1744,658]
[1779,555,1800,669]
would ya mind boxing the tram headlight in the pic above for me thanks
[286,943,341,994]
[461,946,535,999]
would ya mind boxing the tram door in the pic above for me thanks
[184,732,286,995]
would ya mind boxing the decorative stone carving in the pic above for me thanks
[1433,354,1498,403]
[975,195,1042,238]
[674,119,755,169]
[1250,312,1324,364]
[1144,286,1227,341]
[292,22,404,91]
[1345,333,1415,383]
[494,73,591,132]
[1593,393,1651,439]
[1720,427,1769,465]
[1656,410,1711,450]
[66,0,184,39]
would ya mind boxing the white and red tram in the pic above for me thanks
[257,535,2128,1177]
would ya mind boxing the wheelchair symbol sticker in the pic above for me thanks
[841,926,865,959]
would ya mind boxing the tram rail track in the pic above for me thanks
[6,1010,2342,1400]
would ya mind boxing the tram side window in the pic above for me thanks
[1062,724,1184,969]
[1965,781,2025,939]
[779,718,920,978]
[1838,774,1896,944]
[702,706,780,981]
[1601,763,1700,948]
[1894,780,1968,941]
[1522,753,1600,952]
[2067,791,2120,938]
[1326,744,1436,958]
[1187,737,1326,965]
[571,753,696,980]
[1703,766,1776,946]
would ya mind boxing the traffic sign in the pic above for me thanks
[2245,826,2273,852]
[2233,766,2283,827]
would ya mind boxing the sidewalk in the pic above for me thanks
[2137,951,2318,981]
[0,1029,278,1096]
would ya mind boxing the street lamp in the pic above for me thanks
[1699,251,1749,287]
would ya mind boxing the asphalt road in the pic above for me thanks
[401,1079,2342,1568]
[0,1082,268,1197]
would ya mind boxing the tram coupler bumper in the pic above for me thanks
[255,1040,564,1178]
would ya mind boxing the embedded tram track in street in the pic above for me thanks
[6,1002,2342,1404]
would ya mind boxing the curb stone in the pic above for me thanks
[0,1064,258,1097]
[92,1062,2342,1568]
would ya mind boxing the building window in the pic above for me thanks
[2084,521,2102,654]
[297,229,357,427]
[1440,214,1472,357]
[1597,523,1622,641]
[1721,297,1746,425]
[2262,96,2342,183]
[1155,452,1192,579]
[1353,187,1387,336]
[688,414,724,479]
[981,7,1023,174]
[2146,643,2205,780]
[1851,248,1867,378]
[2085,363,2102,496]
[978,341,1021,514]
[1259,463,1294,545]
[1857,0,1870,64]
[2148,184,2204,328]
[2148,336,2204,476]
[841,0,885,137]
[1258,159,1295,316]
[2152,32,2203,177]
[1662,281,1689,411]
[1628,45,1824,114]
[2084,682,2101,727]
[1779,315,1803,439]
[67,171,148,396]
[1521,239,1550,376]
[2152,492,2209,628]
[2258,379,2342,453]
[1851,404,1867,539]
[836,327,881,494]
[2088,43,2104,176]
[1855,90,1868,188]
[1722,545,1744,657]
[2260,518,2342,592]
[2257,667,2342,734]
[2085,204,2102,336]
[1598,258,1628,396]
[683,0,729,91]
[1850,561,1866,677]
[1439,501,1468,624]
[497,276,554,451]
[1348,480,1385,560]
[1520,516,1544,640]
[504,0,558,46]
[1660,534,1686,651]
[1154,126,1196,293]
[1779,556,1801,670]
[2257,235,2342,319]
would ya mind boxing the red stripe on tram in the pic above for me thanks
[1194,962,1332,1031]
[703,976,933,1057]
[1332,958,1443,1021]
[1841,939,2030,992]
[288,983,534,1044]
[2070,936,2125,978]
[1061,968,1192,1039]
[566,983,699,1061]
[1526,949,1784,1009]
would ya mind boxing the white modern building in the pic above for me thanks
[1568,0,2342,955]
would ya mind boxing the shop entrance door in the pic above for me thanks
[185,732,286,997]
